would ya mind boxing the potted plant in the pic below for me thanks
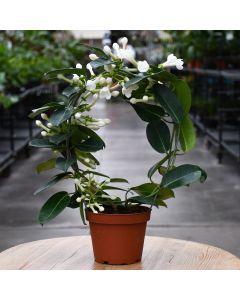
[29,37,207,265]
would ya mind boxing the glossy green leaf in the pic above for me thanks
[147,154,170,179]
[74,149,100,166]
[71,125,105,152]
[49,133,68,145]
[146,120,171,153]
[173,79,191,115]
[62,86,81,98]
[102,186,128,192]
[29,139,54,148]
[90,57,113,68]
[127,195,156,206]
[38,191,70,224]
[131,103,165,122]
[179,115,196,152]
[28,102,64,118]
[44,68,85,80]
[68,193,81,209]
[34,172,72,195]
[161,164,207,189]
[56,157,76,172]
[49,107,74,126]
[110,178,129,183]
[124,75,147,89]
[36,158,56,174]
[153,84,184,124]
[132,183,158,196]
[156,187,175,202]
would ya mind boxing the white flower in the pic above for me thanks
[137,60,150,73]
[120,37,128,49]
[76,63,82,69]
[118,48,135,62]
[130,96,148,104]
[73,74,80,81]
[99,86,111,100]
[89,54,98,61]
[41,131,48,137]
[106,77,112,85]
[84,158,90,163]
[111,91,119,97]
[76,197,81,203]
[86,63,95,76]
[130,98,137,104]
[86,79,96,91]
[103,45,112,55]
[47,122,53,128]
[162,54,184,70]
[100,77,106,85]
[74,112,82,119]
[122,84,138,98]
[41,113,48,120]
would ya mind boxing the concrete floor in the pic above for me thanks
[0,100,240,256]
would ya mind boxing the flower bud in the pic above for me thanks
[130,98,137,104]
[35,120,42,127]
[41,113,48,120]
[143,95,148,101]
[120,37,128,49]
[73,74,80,81]
[103,45,111,55]
[100,77,106,85]
[47,122,53,128]
[111,91,119,97]
[74,112,82,119]
[104,118,111,124]
[105,178,110,184]
[76,63,82,69]
[84,158,90,163]
[89,54,98,61]
[110,195,117,200]
[76,197,81,203]
[113,43,120,52]
[41,131,48,137]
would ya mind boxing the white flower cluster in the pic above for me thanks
[161,54,184,70]
[35,114,54,137]
[74,176,117,213]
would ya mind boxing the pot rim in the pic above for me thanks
[86,206,151,225]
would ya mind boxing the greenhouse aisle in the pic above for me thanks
[0,100,240,256]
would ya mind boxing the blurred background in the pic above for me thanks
[0,30,239,256]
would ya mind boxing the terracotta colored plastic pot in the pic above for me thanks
[86,207,151,265]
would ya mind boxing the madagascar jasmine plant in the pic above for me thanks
[29,37,207,225]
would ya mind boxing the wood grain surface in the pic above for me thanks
[0,236,239,270]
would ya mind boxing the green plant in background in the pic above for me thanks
[29,38,207,225]
[0,30,85,108]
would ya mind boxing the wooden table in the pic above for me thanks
[0,236,239,270]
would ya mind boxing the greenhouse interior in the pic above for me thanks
[0,30,240,259]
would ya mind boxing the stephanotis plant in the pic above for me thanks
[29,37,207,225]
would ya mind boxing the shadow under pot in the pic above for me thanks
[86,206,151,265]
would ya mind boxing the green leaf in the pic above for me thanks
[29,139,54,148]
[172,79,191,115]
[49,107,74,126]
[90,57,113,68]
[74,149,100,166]
[49,133,68,145]
[146,120,171,153]
[28,102,64,118]
[38,191,70,224]
[34,172,72,195]
[56,157,76,172]
[102,186,128,192]
[151,70,177,83]
[132,183,158,196]
[44,68,85,81]
[161,164,207,189]
[153,84,184,124]
[71,125,105,152]
[127,195,156,206]
[62,86,81,98]
[83,170,109,178]
[36,158,56,174]
[147,154,170,179]
[78,44,108,58]
[179,116,196,152]
[131,103,164,122]
[124,75,147,89]
[110,178,129,183]
[156,187,175,202]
